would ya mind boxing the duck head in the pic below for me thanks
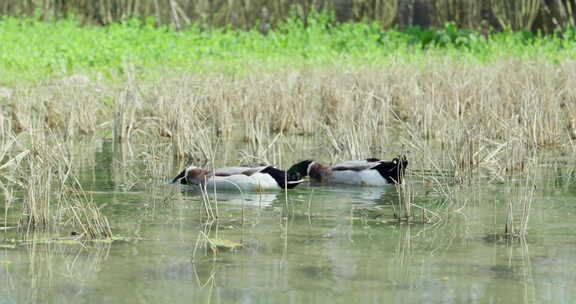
[170,166,208,185]
[287,160,314,181]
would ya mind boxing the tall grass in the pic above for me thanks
[4,52,574,238]
[505,156,537,238]
[6,60,575,165]
[1,90,112,239]
[16,133,113,239]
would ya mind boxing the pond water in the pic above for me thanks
[1,140,575,304]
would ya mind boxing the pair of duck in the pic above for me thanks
[171,156,408,191]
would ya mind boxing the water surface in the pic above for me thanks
[1,140,575,304]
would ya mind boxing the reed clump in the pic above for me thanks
[17,136,112,239]
[0,108,113,239]
[5,60,575,175]
[504,155,537,239]
[2,58,574,239]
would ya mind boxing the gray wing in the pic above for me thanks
[332,160,381,171]
[213,166,268,176]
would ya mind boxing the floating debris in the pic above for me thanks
[207,238,242,252]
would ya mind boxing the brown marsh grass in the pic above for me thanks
[0,100,112,239]
[7,60,575,160]
[504,156,538,239]
[16,132,112,239]
[3,59,575,238]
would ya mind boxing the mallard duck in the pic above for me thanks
[171,164,303,191]
[287,156,408,186]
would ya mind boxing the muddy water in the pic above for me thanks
[1,140,575,304]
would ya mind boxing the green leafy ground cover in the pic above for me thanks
[2,13,576,84]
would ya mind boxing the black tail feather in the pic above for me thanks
[374,156,408,184]
[171,169,187,184]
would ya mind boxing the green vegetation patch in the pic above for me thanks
[2,14,576,84]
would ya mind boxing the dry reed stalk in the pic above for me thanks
[4,60,576,185]
[141,143,175,181]
[135,75,224,165]
[59,182,113,239]
[1,182,15,238]
[504,156,537,238]
[113,90,138,143]
[18,124,55,231]
[237,72,316,141]
[9,61,573,158]
[61,88,101,137]
[319,73,394,159]
[20,157,52,231]
[239,131,284,165]
[0,102,6,136]
[5,78,107,141]
[400,134,457,213]
[0,126,27,171]
[9,103,26,134]
[134,143,184,215]
[394,182,413,222]
[11,125,112,239]
[395,61,573,181]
